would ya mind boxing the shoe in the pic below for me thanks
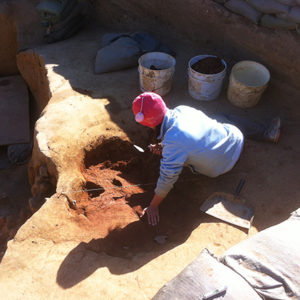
[265,117,281,143]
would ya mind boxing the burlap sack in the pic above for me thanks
[225,0,261,23]
[222,209,300,299]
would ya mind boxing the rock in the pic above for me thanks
[7,143,32,165]
[154,234,168,245]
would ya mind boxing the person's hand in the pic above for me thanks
[149,143,162,155]
[142,205,159,226]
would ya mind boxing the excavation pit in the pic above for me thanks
[76,137,209,257]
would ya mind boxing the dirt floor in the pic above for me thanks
[1,26,300,287]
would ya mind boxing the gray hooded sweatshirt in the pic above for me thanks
[155,106,244,198]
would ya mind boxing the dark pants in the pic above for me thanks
[213,114,268,141]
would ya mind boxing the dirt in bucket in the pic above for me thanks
[73,137,209,258]
[150,64,163,70]
[192,57,225,74]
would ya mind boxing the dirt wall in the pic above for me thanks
[0,9,18,75]
[91,0,300,88]
[0,0,43,76]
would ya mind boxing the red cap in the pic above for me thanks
[132,92,167,128]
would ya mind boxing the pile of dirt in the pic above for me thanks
[191,57,225,74]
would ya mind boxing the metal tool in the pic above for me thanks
[133,144,154,153]
[133,143,162,156]
[200,178,254,229]
[202,286,227,299]
[133,144,145,152]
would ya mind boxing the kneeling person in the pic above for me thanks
[132,92,244,226]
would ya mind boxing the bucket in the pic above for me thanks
[188,55,227,101]
[227,61,270,108]
[138,52,176,96]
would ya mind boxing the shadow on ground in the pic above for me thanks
[56,178,221,288]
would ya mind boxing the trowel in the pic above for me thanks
[133,144,153,153]
[200,179,254,229]
[133,143,162,154]
[133,144,145,153]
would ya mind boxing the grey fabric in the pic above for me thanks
[248,0,289,14]
[131,32,161,52]
[287,6,300,22]
[7,143,32,165]
[225,0,261,24]
[94,37,141,74]
[37,0,90,43]
[212,113,267,141]
[101,33,130,47]
[60,0,78,20]
[276,0,298,6]
[152,249,261,300]
[36,0,63,17]
[95,32,175,74]
[221,209,300,300]
[261,14,297,29]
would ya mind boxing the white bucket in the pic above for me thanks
[227,61,270,108]
[188,55,227,101]
[138,52,176,96]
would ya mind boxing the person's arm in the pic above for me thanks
[143,193,164,226]
[155,141,187,199]
[144,141,187,226]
